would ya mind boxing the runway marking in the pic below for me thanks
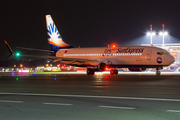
[1,92,180,102]
[43,102,72,106]
[98,106,135,109]
[0,100,23,103]
[166,110,180,113]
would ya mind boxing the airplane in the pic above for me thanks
[4,15,175,75]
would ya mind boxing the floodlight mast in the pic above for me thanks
[159,24,168,49]
[162,24,165,49]
[146,24,155,46]
[150,24,152,45]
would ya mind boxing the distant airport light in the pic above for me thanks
[20,64,23,67]
[152,32,156,35]
[159,31,168,35]
[57,64,61,67]
[146,32,151,36]
[146,32,155,36]
[164,31,168,35]
[18,70,29,73]
[159,32,163,35]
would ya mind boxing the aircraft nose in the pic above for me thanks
[169,55,175,64]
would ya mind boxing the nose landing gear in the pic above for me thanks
[156,67,162,75]
[156,70,161,75]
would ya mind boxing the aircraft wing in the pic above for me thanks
[4,40,89,62]
[19,54,89,62]
[17,47,54,53]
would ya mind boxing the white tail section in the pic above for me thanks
[46,15,72,50]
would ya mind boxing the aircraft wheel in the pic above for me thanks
[110,69,118,75]
[87,70,95,75]
[114,70,118,75]
[156,70,161,75]
[110,70,114,75]
[87,70,91,75]
[90,71,95,75]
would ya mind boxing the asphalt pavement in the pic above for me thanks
[0,72,180,120]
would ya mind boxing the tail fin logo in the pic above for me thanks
[48,23,61,40]
[46,15,72,49]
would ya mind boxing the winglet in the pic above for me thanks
[4,40,14,58]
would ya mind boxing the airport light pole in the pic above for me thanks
[159,24,168,49]
[146,24,156,46]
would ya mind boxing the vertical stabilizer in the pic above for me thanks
[46,15,72,51]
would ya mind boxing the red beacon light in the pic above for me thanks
[162,24,165,27]
[112,44,116,49]
[150,24,152,27]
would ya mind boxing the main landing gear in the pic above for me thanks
[87,69,95,75]
[110,69,118,75]
[156,68,161,75]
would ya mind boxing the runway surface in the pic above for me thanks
[0,72,180,120]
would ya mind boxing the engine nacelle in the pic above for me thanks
[87,61,106,71]
[128,68,146,72]
[98,62,106,71]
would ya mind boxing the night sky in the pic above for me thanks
[1,0,180,59]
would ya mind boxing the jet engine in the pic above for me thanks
[98,62,106,71]
[87,61,107,71]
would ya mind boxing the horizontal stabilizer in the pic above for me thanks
[17,47,54,53]
[4,40,14,58]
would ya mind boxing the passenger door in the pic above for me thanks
[147,50,152,60]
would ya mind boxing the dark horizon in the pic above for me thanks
[1,1,180,59]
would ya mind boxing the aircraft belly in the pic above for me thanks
[111,56,163,66]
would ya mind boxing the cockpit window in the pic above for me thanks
[157,52,169,55]
[164,52,169,55]
[157,52,163,55]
